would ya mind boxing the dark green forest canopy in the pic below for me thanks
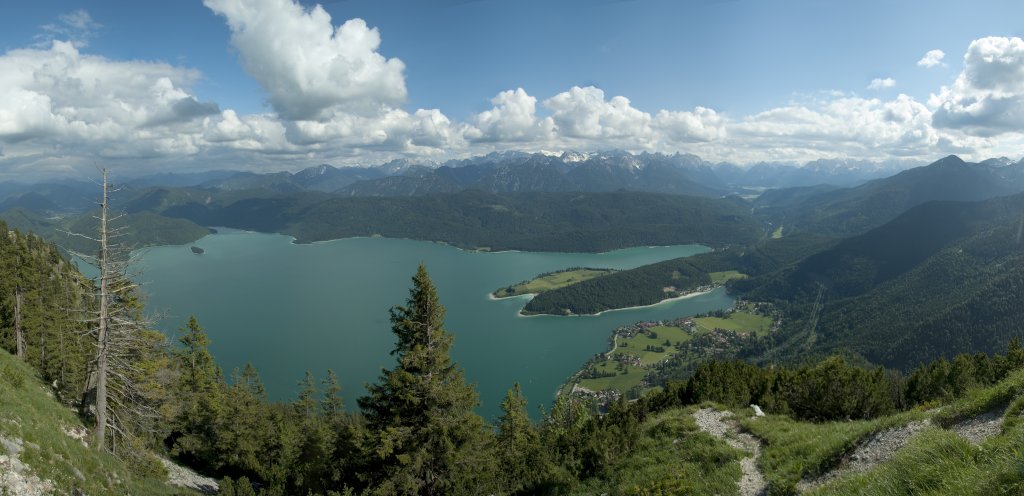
[152,189,764,252]
[0,207,210,254]
[736,192,1024,369]
[753,155,1024,237]
[0,220,94,400]
[525,233,836,315]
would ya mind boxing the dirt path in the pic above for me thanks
[692,408,767,496]
[796,419,931,492]
[161,458,219,494]
[797,405,1011,492]
[950,407,1005,444]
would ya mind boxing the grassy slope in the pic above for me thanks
[613,325,695,366]
[740,370,1024,495]
[741,411,925,493]
[571,406,745,495]
[492,268,617,297]
[576,361,649,392]
[694,311,773,336]
[709,270,748,284]
[0,349,187,496]
[809,428,1022,496]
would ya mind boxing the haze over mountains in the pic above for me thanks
[0,150,944,212]
[192,151,929,197]
[755,154,1024,236]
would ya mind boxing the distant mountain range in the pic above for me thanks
[256,151,925,197]
[4,151,1004,217]
[755,155,1024,237]
[14,151,929,201]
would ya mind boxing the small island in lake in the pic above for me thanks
[190,246,205,255]
[492,267,616,298]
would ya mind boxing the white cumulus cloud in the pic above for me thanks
[867,77,896,90]
[3,13,1024,179]
[0,41,217,154]
[715,92,994,163]
[930,36,1024,136]
[203,0,407,120]
[544,86,652,140]
[917,49,946,68]
[467,88,555,143]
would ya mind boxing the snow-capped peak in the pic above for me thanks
[560,151,591,163]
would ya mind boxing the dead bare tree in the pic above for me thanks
[65,169,160,453]
[14,286,24,359]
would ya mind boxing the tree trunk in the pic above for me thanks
[14,288,24,359]
[94,168,110,450]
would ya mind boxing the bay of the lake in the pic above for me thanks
[136,229,734,421]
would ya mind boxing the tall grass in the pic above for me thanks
[808,425,1024,496]
[0,349,186,495]
[738,410,923,494]
[572,406,745,495]
[933,369,1024,428]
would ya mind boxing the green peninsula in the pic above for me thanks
[492,267,617,298]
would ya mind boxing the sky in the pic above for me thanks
[1,0,1024,179]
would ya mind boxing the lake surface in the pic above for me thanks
[136,230,734,420]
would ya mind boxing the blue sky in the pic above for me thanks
[1,0,1023,178]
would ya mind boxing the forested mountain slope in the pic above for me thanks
[736,192,1024,368]
[0,208,211,254]
[154,190,765,251]
[338,152,726,197]
[525,233,836,315]
[755,155,1024,237]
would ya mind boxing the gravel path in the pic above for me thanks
[693,408,767,496]
[950,407,1005,444]
[161,458,219,494]
[796,419,931,492]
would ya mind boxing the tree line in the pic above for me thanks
[650,343,1024,422]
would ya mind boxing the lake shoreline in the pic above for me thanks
[193,227,714,257]
[512,288,716,318]
[139,229,728,419]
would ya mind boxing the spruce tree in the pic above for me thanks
[171,316,226,469]
[321,369,345,418]
[358,264,493,495]
[177,316,220,395]
[496,383,543,493]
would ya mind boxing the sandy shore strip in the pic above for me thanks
[509,288,714,318]
[487,292,537,301]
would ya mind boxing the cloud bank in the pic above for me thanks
[1,3,1023,178]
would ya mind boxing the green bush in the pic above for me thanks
[1,364,25,389]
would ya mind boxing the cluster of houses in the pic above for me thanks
[612,353,642,367]
[565,302,783,408]
[570,383,622,404]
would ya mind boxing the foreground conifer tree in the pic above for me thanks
[497,382,546,492]
[358,264,495,495]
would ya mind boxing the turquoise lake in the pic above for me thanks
[135,230,734,421]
